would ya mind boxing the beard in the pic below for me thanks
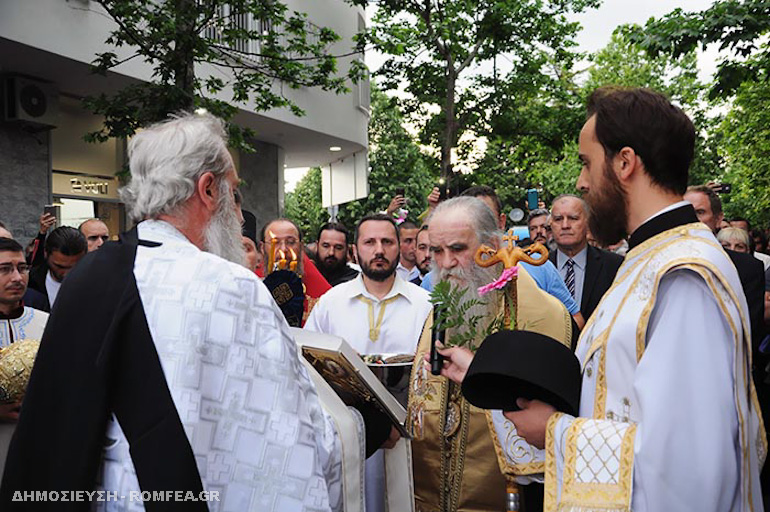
[317,255,346,274]
[434,260,499,339]
[586,160,629,247]
[203,180,246,265]
[416,258,431,275]
[361,255,398,282]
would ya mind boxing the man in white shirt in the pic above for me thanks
[306,213,432,512]
[395,221,421,283]
[0,237,49,483]
[306,213,431,356]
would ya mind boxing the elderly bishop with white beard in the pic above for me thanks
[408,196,574,512]
[0,113,385,512]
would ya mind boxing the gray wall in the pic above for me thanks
[239,139,284,235]
[0,124,50,242]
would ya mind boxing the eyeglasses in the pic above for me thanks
[0,263,31,276]
[87,235,110,243]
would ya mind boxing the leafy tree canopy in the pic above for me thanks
[84,0,365,149]
[625,0,770,99]
[284,167,328,240]
[284,86,435,239]
[364,0,599,177]
[717,79,770,226]
[471,29,720,212]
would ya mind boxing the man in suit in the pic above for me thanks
[548,194,623,331]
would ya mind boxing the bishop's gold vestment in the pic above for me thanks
[408,266,572,512]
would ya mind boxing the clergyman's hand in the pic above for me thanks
[503,398,556,449]
[0,401,21,423]
[381,425,401,450]
[424,345,474,384]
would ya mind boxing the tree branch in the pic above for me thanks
[457,39,483,75]
[209,43,362,62]
[94,0,164,63]
[415,0,448,59]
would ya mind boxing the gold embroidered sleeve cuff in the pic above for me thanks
[546,414,636,512]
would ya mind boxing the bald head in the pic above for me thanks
[79,219,110,252]
[551,195,589,257]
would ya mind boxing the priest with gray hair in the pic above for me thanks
[1,112,386,512]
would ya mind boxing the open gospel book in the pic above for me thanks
[291,328,409,437]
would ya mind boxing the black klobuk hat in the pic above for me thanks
[241,210,258,245]
[461,329,581,415]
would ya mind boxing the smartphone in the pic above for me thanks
[43,204,57,218]
[395,187,405,197]
[526,189,539,210]
[717,183,732,194]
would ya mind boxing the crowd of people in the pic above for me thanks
[0,86,767,512]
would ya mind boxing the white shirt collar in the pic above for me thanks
[350,273,416,303]
[639,200,691,227]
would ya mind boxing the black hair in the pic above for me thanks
[587,87,695,195]
[317,222,350,245]
[354,214,400,245]
[461,185,502,217]
[730,216,751,231]
[0,237,23,254]
[45,226,87,256]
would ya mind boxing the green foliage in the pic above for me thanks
[621,1,770,225]
[716,80,770,227]
[429,280,497,350]
[365,0,599,176]
[626,0,770,100]
[283,87,435,239]
[472,29,723,206]
[84,0,363,150]
[284,167,329,241]
[585,30,704,107]
[336,88,435,228]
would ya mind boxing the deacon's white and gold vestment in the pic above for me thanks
[545,218,766,512]
[409,266,572,512]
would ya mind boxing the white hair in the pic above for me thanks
[717,227,749,247]
[120,113,232,222]
[203,177,246,265]
[431,196,502,246]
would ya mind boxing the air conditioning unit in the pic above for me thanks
[4,76,59,128]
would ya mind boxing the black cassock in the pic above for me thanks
[0,228,207,511]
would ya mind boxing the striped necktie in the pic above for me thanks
[565,258,576,298]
